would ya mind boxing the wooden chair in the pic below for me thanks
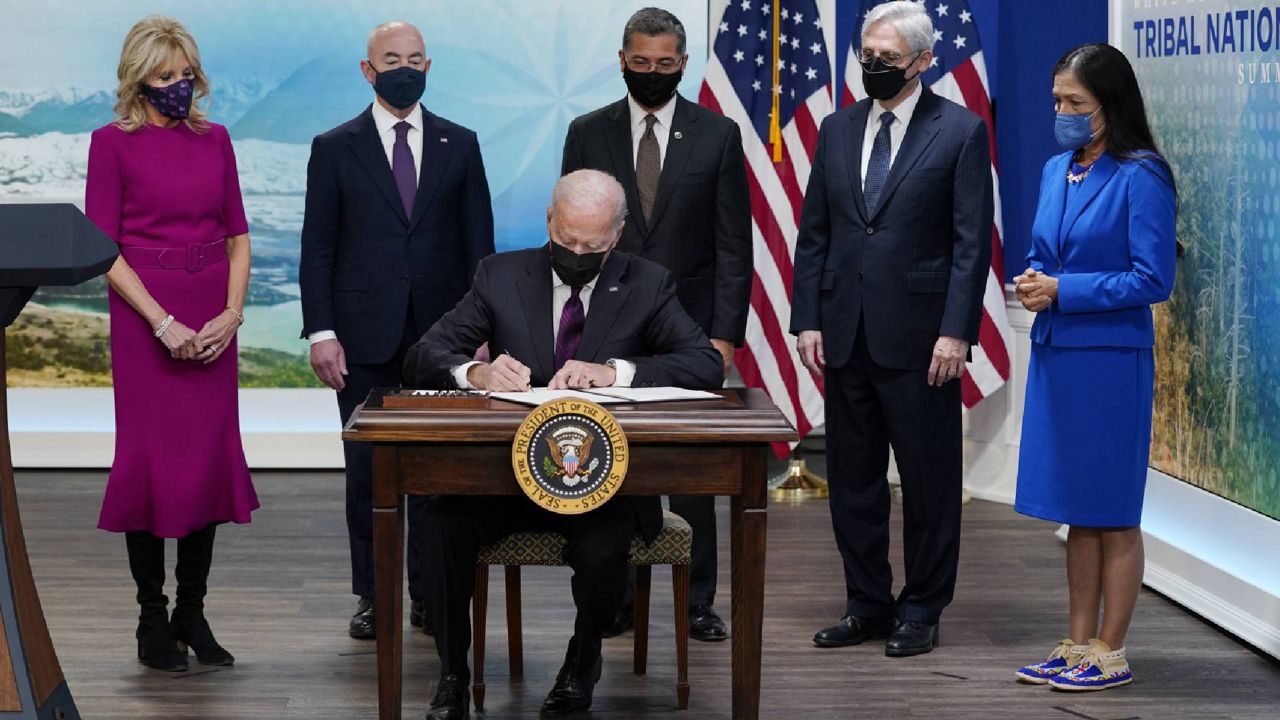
[471,510,692,710]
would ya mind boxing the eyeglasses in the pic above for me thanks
[854,48,917,66]
[625,56,683,74]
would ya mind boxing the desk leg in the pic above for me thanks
[373,445,404,720]
[731,447,768,720]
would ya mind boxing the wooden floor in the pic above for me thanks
[14,458,1280,719]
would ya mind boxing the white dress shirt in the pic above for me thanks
[628,94,678,170]
[371,99,424,180]
[450,266,636,389]
[308,101,425,346]
[859,80,923,183]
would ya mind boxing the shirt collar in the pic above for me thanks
[873,79,923,128]
[551,267,599,293]
[628,92,679,133]
[371,99,424,136]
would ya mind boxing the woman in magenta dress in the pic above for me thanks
[85,15,259,672]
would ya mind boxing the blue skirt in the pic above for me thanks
[1014,343,1155,528]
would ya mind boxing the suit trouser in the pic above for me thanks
[824,324,962,625]
[336,316,429,602]
[423,496,637,684]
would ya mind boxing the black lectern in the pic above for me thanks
[0,203,117,719]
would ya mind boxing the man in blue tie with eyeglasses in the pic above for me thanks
[791,1,992,658]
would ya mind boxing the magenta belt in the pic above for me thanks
[121,239,227,273]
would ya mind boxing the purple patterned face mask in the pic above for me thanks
[140,78,194,120]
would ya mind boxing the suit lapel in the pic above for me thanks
[604,99,648,236]
[516,247,556,381]
[1061,152,1119,246]
[408,107,453,232]
[576,253,631,364]
[645,95,699,231]
[868,90,942,223]
[348,107,409,225]
[844,101,871,225]
[1042,154,1071,260]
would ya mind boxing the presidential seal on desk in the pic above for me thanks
[512,399,629,514]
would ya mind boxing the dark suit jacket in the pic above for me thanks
[403,247,723,540]
[789,88,993,370]
[561,94,752,345]
[300,104,494,365]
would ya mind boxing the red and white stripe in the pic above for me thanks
[843,47,1013,408]
[700,58,832,454]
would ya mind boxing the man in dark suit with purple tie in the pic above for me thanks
[404,170,721,719]
[299,20,494,640]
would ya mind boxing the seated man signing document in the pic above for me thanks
[402,169,721,719]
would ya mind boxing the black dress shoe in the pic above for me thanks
[349,597,375,640]
[885,620,940,657]
[600,601,634,639]
[813,614,895,648]
[425,674,470,720]
[541,653,603,716]
[409,600,434,635]
[171,614,234,666]
[689,605,728,642]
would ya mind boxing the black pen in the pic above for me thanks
[502,348,532,391]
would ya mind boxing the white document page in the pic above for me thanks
[583,387,722,403]
[490,388,629,407]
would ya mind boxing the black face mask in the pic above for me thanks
[861,54,921,102]
[370,64,426,110]
[623,67,683,109]
[549,241,608,288]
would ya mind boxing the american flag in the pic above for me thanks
[700,0,832,453]
[843,0,1012,407]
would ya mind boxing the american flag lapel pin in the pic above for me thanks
[609,286,619,292]
[440,137,448,143]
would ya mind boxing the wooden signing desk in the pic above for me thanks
[344,388,796,719]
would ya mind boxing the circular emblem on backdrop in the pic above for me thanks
[511,399,629,514]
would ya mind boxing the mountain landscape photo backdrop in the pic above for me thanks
[0,0,707,387]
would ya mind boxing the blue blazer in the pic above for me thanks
[1026,151,1177,348]
[299,104,495,365]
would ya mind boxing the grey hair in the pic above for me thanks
[623,7,687,55]
[862,1,935,55]
[550,170,628,233]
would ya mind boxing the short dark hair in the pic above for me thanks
[623,7,686,55]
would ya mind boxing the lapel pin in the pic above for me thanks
[673,131,683,140]
[440,137,448,143]
[609,286,619,292]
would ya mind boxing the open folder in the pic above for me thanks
[490,386,721,407]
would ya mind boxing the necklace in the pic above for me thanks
[1067,161,1092,184]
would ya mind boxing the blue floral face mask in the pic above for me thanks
[1055,108,1101,151]
[140,78,194,120]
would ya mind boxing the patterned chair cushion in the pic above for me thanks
[477,510,692,566]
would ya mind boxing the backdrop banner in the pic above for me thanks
[1116,1,1280,521]
[0,0,707,389]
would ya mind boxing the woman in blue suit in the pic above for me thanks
[1011,44,1177,692]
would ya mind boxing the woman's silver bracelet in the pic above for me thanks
[153,314,174,338]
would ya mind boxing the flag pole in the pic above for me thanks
[768,443,829,503]
[769,0,783,161]
[767,2,814,500]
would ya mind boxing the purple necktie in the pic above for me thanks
[554,286,584,371]
[392,121,416,218]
